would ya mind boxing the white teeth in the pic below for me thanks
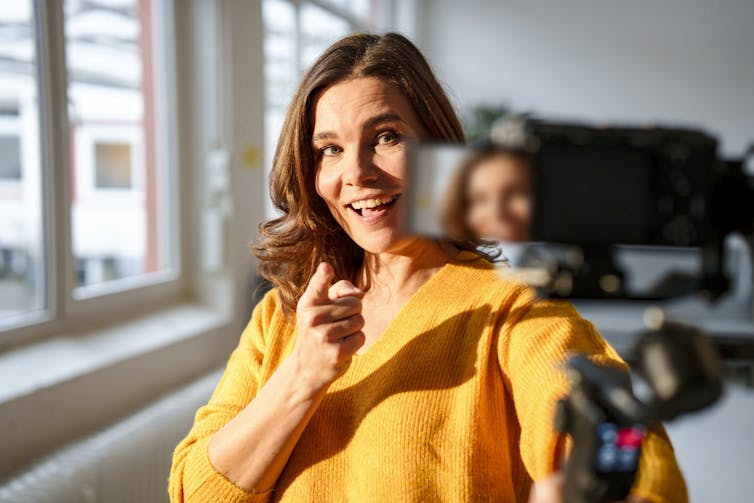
[350,196,396,210]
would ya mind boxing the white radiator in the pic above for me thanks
[0,369,221,503]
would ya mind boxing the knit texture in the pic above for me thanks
[169,253,688,502]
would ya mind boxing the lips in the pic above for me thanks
[348,194,398,213]
[346,194,401,223]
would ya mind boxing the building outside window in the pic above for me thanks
[0,0,177,332]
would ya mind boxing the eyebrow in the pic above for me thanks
[312,113,408,143]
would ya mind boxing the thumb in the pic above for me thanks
[528,472,564,503]
[328,279,365,301]
[301,262,334,306]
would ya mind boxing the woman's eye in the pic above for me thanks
[321,145,343,156]
[377,131,399,145]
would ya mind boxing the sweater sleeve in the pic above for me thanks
[168,290,280,503]
[497,290,688,503]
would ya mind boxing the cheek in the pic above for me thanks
[511,195,532,220]
[467,202,490,227]
[376,149,409,184]
[315,167,340,209]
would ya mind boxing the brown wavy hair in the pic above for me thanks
[254,32,488,314]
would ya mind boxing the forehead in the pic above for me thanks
[312,77,420,134]
[469,154,531,185]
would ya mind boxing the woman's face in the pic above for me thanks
[313,77,424,254]
[465,154,532,242]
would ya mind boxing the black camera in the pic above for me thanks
[494,120,718,248]
[407,118,754,503]
[408,118,754,301]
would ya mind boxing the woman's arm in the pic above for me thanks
[169,263,365,502]
[206,355,328,493]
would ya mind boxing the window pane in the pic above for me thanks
[95,142,132,189]
[262,0,297,218]
[64,0,172,292]
[347,0,372,20]
[0,2,46,322]
[300,2,350,71]
[310,0,374,25]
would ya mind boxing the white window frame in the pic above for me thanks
[0,0,183,348]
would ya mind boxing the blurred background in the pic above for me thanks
[0,1,752,501]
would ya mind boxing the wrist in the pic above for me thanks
[281,355,330,404]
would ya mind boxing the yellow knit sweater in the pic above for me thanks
[169,254,687,502]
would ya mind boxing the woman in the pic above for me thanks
[169,33,687,502]
[442,146,533,243]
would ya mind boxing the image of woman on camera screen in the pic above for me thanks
[169,33,686,503]
[446,146,533,243]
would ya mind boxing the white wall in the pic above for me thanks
[419,0,754,157]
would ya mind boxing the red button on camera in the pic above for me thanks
[616,427,644,448]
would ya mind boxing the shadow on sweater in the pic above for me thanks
[276,304,497,492]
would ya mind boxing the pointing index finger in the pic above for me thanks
[300,262,334,306]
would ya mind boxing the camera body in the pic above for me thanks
[493,120,718,248]
[488,118,753,301]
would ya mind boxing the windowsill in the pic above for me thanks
[0,301,237,476]
[0,302,225,403]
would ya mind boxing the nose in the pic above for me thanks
[496,194,513,221]
[342,146,379,186]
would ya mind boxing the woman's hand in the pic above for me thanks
[528,473,653,503]
[528,473,565,503]
[205,262,365,492]
[292,262,366,391]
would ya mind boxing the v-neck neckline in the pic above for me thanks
[350,251,480,363]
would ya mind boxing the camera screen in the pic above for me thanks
[534,145,655,245]
[407,142,658,246]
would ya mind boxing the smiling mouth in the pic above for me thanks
[347,194,401,218]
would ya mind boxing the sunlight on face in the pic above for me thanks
[312,77,425,254]
[465,153,532,241]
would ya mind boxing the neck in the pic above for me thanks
[358,239,455,301]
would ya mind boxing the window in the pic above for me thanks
[65,0,173,293]
[0,2,45,323]
[262,0,388,217]
[0,0,178,336]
